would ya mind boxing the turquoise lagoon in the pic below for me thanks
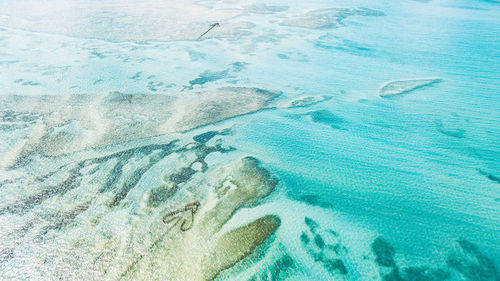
[0,0,499,280]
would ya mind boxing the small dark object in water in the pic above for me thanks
[314,234,325,249]
[198,23,220,39]
[324,258,348,275]
[478,169,500,184]
[372,237,396,267]
[304,217,319,232]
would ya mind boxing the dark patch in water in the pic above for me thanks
[13,79,40,86]
[298,194,335,209]
[109,164,156,207]
[301,194,319,204]
[305,217,319,232]
[404,267,451,281]
[301,217,348,275]
[383,269,404,281]
[447,239,500,281]
[100,141,178,191]
[300,232,310,244]
[189,69,230,87]
[0,163,84,215]
[324,259,348,275]
[149,140,234,206]
[130,71,142,80]
[371,237,498,281]
[246,252,295,281]
[8,221,35,241]
[314,234,325,249]
[0,141,180,215]
[372,237,396,267]
[147,81,166,92]
[193,131,219,143]
[36,202,91,240]
[148,184,177,206]
[269,254,294,280]
[107,142,178,207]
[478,169,500,184]
[193,128,230,143]
[169,167,197,184]
[307,110,344,129]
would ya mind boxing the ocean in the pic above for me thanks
[0,0,499,280]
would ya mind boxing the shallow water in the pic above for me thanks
[1,0,499,280]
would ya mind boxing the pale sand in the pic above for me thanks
[0,87,278,167]
[0,87,334,168]
[379,78,442,97]
[90,156,278,280]
[0,142,280,280]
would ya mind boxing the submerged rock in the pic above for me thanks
[188,69,230,88]
[372,237,396,267]
[0,124,279,281]
[300,217,349,277]
[379,78,442,97]
[306,109,344,129]
[447,239,500,281]
[123,156,279,281]
[403,267,451,281]
[369,236,499,281]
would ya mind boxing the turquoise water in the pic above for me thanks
[236,0,500,266]
[1,0,499,280]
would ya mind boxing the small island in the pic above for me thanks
[379,78,443,97]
